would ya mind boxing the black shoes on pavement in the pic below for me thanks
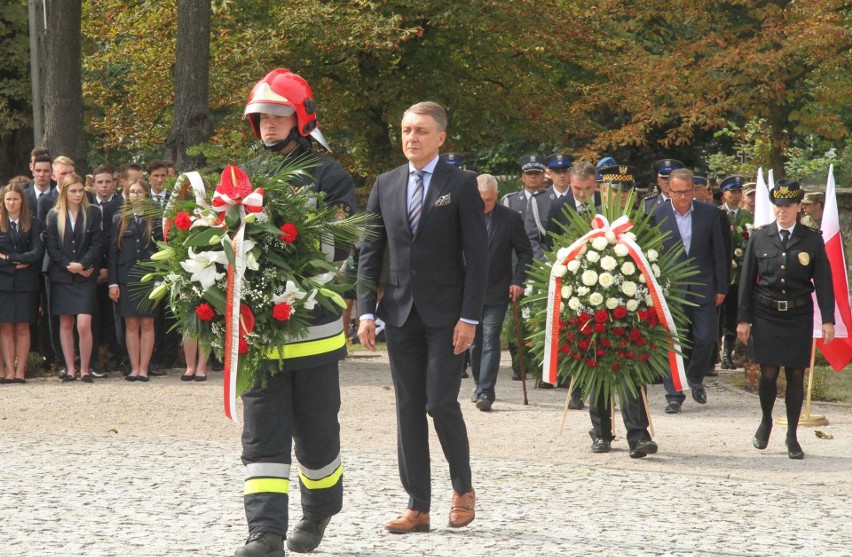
[629,439,659,459]
[287,517,331,553]
[664,401,682,414]
[591,437,611,453]
[234,532,284,557]
[753,422,772,450]
[475,397,493,412]
[690,383,707,404]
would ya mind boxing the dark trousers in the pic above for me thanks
[385,307,472,512]
[33,275,56,363]
[589,388,651,449]
[720,287,739,339]
[92,283,120,365]
[664,301,717,404]
[153,305,180,367]
[43,275,62,364]
[241,361,343,536]
[469,303,509,402]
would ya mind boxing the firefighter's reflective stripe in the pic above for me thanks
[244,463,291,495]
[298,453,343,490]
[265,320,345,360]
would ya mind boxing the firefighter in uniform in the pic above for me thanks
[234,69,356,557]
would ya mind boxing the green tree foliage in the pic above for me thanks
[0,3,31,132]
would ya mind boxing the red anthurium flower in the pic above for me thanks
[238,337,249,355]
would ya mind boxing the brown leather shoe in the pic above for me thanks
[385,509,430,533]
[448,489,475,528]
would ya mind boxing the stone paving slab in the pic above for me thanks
[1,431,850,557]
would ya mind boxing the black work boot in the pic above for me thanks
[234,532,285,557]
[287,517,331,553]
[721,338,735,369]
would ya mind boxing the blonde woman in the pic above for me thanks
[46,174,103,382]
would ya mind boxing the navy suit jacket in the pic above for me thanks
[0,218,44,291]
[652,200,728,305]
[357,159,488,328]
[484,204,533,306]
[45,206,104,283]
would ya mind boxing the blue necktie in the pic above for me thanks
[408,170,425,234]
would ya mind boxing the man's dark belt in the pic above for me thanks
[756,293,810,312]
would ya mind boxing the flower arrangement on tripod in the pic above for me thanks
[524,200,697,403]
[139,155,367,409]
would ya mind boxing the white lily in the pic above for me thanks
[310,271,336,286]
[302,289,319,310]
[274,280,307,306]
[243,239,260,271]
[180,248,228,290]
[189,211,218,230]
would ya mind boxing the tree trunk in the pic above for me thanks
[42,2,86,172]
[164,0,211,172]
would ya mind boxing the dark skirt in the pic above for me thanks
[117,283,158,318]
[51,279,97,316]
[750,301,813,367]
[0,289,39,323]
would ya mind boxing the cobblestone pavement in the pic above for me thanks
[1,355,851,556]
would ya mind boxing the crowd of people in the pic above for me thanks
[0,149,214,384]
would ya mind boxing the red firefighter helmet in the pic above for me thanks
[243,68,330,151]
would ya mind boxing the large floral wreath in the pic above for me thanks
[139,155,367,418]
[524,198,697,403]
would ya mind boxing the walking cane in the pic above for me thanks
[512,298,529,406]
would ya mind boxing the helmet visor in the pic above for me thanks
[243,102,296,119]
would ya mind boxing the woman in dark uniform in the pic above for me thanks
[0,183,44,383]
[737,179,835,459]
[108,178,161,382]
[46,173,104,383]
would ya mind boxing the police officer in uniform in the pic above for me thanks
[642,159,684,214]
[440,152,465,169]
[588,165,657,458]
[526,152,574,259]
[718,176,751,370]
[737,179,834,460]
[501,155,545,381]
[235,69,356,557]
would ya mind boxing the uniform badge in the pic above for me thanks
[798,252,810,266]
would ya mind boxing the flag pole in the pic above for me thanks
[775,339,828,427]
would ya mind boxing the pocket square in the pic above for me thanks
[435,193,452,207]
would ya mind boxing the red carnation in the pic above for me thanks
[586,359,598,368]
[626,351,635,359]
[279,222,298,243]
[612,326,626,337]
[174,211,192,231]
[613,306,627,319]
[195,303,215,321]
[238,337,249,355]
[612,362,621,372]
[629,328,642,341]
[272,301,293,321]
[601,338,612,348]
[594,323,606,334]
[560,344,571,355]
[638,353,650,362]
[594,310,609,323]
[596,348,605,357]
[578,339,590,351]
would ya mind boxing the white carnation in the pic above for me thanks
[647,249,659,262]
[568,297,581,310]
[605,297,619,310]
[626,299,639,312]
[589,292,604,306]
[552,264,568,277]
[621,261,636,275]
[591,237,608,251]
[613,244,629,257]
[599,272,615,288]
[561,285,573,299]
[577,286,590,296]
[734,248,743,257]
[581,270,599,286]
[567,260,581,273]
[621,281,638,296]
[586,250,600,263]
[600,256,617,271]
[652,263,661,277]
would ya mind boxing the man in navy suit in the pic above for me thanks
[652,168,728,413]
[357,101,487,534]
[469,173,532,411]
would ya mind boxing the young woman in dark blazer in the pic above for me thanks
[108,178,162,382]
[46,173,104,383]
[0,183,45,383]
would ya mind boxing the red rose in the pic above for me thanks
[174,211,192,231]
[572,352,582,360]
[612,362,621,372]
[638,353,650,362]
[586,359,598,368]
[559,344,570,355]
[635,337,647,347]
[596,348,605,357]
[195,303,215,321]
[618,338,630,348]
[741,230,749,239]
[578,339,590,351]
[565,332,576,342]
[594,310,609,323]
[581,324,593,336]
[279,223,298,243]
[594,323,606,334]
[579,311,591,324]
[647,314,659,327]
[568,316,579,326]
[612,326,626,337]
[629,328,642,341]
[613,306,627,319]
[238,337,249,355]
[601,338,612,348]
[272,301,292,321]
[626,351,635,359]
[637,309,648,321]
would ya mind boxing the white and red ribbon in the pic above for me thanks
[213,165,263,422]
[543,214,688,391]
[163,171,210,239]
